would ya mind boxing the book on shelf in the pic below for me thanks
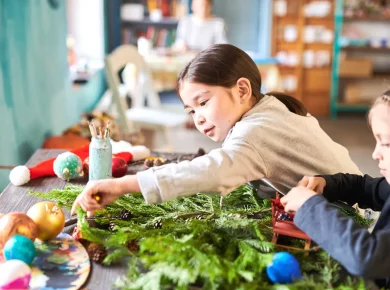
[123,26,176,48]
[120,0,188,47]
[144,0,186,19]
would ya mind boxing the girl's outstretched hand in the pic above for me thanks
[280,186,320,214]
[297,176,326,193]
[71,178,127,218]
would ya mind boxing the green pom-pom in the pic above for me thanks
[53,152,82,181]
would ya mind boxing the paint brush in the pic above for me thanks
[91,120,98,138]
[88,121,97,138]
[104,121,110,139]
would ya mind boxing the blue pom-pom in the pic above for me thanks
[266,252,302,284]
[3,234,36,265]
[53,152,82,181]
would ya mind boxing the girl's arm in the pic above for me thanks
[71,137,265,215]
[320,174,388,211]
[136,137,267,204]
[294,195,390,279]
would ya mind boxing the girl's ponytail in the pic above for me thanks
[266,91,308,116]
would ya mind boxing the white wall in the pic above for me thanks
[67,0,105,60]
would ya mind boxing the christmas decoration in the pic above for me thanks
[0,260,31,289]
[26,202,65,241]
[143,158,154,169]
[30,185,371,290]
[3,234,36,265]
[266,252,302,284]
[271,194,311,250]
[9,144,89,186]
[153,158,164,167]
[84,155,128,179]
[108,221,117,232]
[111,157,128,178]
[87,243,107,264]
[53,152,83,181]
[0,212,38,248]
[143,157,166,169]
[120,210,132,220]
[153,219,163,229]
[9,142,150,186]
[82,157,90,176]
[127,240,140,253]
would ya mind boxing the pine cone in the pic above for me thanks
[153,158,165,167]
[108,220,117,232]
[153,220,163,229]
[127,240,140,253]
[120,210,132,220]
[87,243,107,264]
[144,159,154,169]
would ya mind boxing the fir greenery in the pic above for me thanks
[30,185,369,290]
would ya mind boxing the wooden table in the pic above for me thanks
[0,148,200,289]
[0,149,127,289]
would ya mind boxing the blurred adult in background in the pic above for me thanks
[173,0,228,52]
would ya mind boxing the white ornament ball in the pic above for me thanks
[53,152,83,181]
[0,259,31,289]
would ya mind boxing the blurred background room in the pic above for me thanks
[1,0,390,191]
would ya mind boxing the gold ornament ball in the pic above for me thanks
[27,202,65,241]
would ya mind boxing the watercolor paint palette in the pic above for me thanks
[0,233,90,290]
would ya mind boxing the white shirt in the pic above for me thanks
[137,95,361,204]
[174,15,228,51]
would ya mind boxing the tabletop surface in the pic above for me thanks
[0,148,200,289]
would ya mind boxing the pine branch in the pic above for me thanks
[33,184,368,290]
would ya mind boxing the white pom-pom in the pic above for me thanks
[111,140,133,154]
[9,166,31,186]
[129,146,151,161]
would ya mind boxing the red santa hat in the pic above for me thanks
[9,141,150,186]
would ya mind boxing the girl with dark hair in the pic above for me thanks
[281,91,390,289]
[72,44,360,216]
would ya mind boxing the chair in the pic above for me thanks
[270,193,312,251]
[103,45,188,150]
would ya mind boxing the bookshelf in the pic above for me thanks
[271,0,335,116]
[341,46,390,53]
[105,0,189,50]
[122,18,179,28]
[330,0,390,118]
[343,15,390,22]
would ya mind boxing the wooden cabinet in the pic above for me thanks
[330,0,390,118]
[272,0,335,116]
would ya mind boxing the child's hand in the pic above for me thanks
[297,176,326,193]
[71,179,125,218]
[280,186,320,213]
